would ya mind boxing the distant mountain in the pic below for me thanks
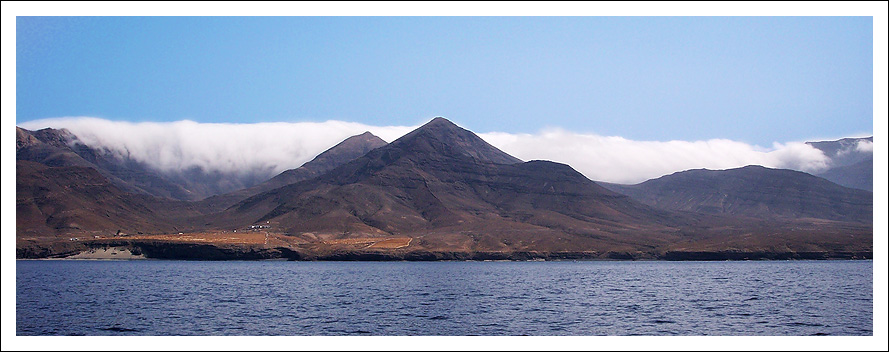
[807,137,873,191]
[602,165,872,223]
[201,131,388,210]
[807,137,873,166]
[816,158,873,192]
[205,117,691,253]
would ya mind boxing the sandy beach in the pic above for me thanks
[63,247,146,260]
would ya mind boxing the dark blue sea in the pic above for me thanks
[16,260,872,336]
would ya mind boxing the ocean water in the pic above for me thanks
[16,260,872,336]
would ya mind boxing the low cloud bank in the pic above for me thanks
[479,129,831,184]
[20,117,835,185]
[20,117,416,179]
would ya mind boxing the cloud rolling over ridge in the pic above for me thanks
[20,117,834,185]
[20,117,417,179]
[855,140,874,153]
[479,129,831,184]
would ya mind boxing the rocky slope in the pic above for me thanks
[199,131,387,210]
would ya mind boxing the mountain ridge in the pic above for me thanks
[601,165,872,223]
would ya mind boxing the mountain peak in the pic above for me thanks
[340,131,385,146]
[392,117,522,165]
[425,116,456,126]
[199,131,389,209]
[16,127,40,150]
[411,116,464,134]
[307,131,387,170]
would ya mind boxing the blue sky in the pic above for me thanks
[15,16,874,146]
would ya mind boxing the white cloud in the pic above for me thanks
[856,139,874,152]
[478,128,831,184]
[20,117,836,186]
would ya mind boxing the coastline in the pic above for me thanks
[16,241,873,262]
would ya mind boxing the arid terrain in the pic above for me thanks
[16,118,873,260]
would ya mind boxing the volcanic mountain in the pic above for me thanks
[205,117,691,253]
[200,131,388,210]
[602,165,872,223]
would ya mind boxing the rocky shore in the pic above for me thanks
[17,240,872,261]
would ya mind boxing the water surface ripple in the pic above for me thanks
[16,260,872,336]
